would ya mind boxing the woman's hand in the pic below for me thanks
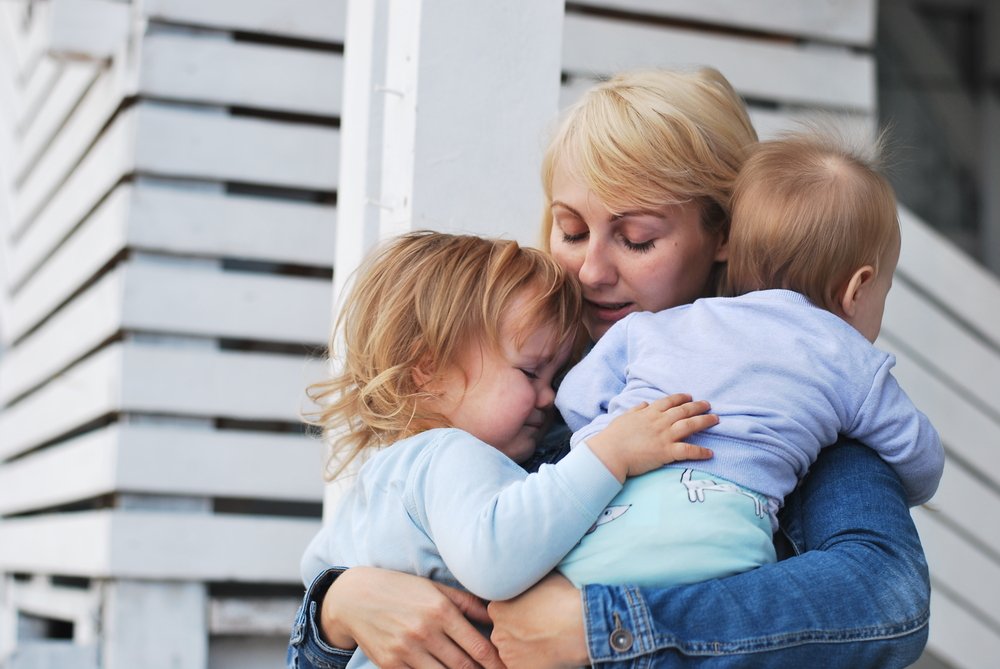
[488,573,589,669]
[322,567,505,669]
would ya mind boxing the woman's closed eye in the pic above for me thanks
[519,368,540,380]
[621,236,655,253]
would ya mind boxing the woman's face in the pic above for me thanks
[548,160,729,339]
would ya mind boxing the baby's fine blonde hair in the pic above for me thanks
[540,67,759,247]
[308,231,582,479]
[723,130,900,312]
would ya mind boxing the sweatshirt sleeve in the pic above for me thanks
[847,355,945,506]
[407,430,622,601]
[555,317,631,444]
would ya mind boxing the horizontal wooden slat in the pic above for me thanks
[15,60,100,186]
[925,581,1000,669]
[141,0,346,43]
[562,13,875,111]
[127,181,336,267]
[0,344,121,463]
[10,576,99,625]
[10,103,133,288]
[0,510,320,582]
[8,184,128,343]
[0,423,323,516]
[121,260,332,344]
[209,596,301,635]
[569,0,876,47]
[876,339,1000,486]
[140,31,343,116]
[134,102,340,191]
[15,56,59,136]
[923,459,1000,559]
[119,343,327,421]
[47,0,130,61]
[883,276,1000,415]
[0,266,122,404]
[898,207,1000,351]
[559,80,878,140]
[915,500,1000,625]
[0,341,326,461]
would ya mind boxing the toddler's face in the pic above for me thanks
[430,297,572,464]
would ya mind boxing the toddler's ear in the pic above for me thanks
[411,355,436,389]
[838,265,876,318]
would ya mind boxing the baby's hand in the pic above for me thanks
[588,394,716,482]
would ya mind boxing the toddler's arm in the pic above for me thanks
[416,397,713,602]
[850,357,945,505]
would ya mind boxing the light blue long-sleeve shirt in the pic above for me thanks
[556,289,944,513]
[300,427,622,603]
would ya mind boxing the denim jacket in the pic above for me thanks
[288,438,930,668]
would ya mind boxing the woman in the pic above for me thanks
[287,68,930,668]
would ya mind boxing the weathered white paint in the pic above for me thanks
[563,13,876,112]
[208,596,301,635]
[923,579,1000,669]
[9,576,100,643]
[570,0,877,46]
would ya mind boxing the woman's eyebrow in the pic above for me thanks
[549,200,581,216]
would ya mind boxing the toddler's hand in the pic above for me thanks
[588,393,716,482]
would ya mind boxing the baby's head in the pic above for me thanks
[724,130,900,342]
[311,231,582,476]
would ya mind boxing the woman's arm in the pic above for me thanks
[489,439,931,668]
[287,567,504,669]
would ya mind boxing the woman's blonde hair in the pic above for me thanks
[540,67,758,248]
[723,130,900,311]
[308,231,582,479]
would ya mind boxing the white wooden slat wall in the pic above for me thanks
[1,1,995,667]
[0,1,341,666]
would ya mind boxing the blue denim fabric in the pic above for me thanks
[581,439,930,667]
[288,437,930,669]
[287,568,354,669]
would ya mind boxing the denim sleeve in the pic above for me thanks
[580,439,931,668]
[287,568,356,669]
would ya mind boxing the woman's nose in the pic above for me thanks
[578,241,617,288]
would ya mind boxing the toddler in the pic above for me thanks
[556,131,946,587]
[300,231,716,665]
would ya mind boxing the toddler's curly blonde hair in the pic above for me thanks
[308,231,582,479]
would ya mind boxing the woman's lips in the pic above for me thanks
[585,299,635,322]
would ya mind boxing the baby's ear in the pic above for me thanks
[838,265,876,318]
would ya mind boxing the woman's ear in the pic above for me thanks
[839,265,876,318]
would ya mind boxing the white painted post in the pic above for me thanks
[100,580,208,669]
[326,0,566,513]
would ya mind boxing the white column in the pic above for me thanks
[326,0,566,513]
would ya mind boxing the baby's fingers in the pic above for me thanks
[650,394,694,412]
[665,442,714,463]
[669,412,719,440]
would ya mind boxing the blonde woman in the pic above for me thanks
[289,69,932,669]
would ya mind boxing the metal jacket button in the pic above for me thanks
[609,613,633,652]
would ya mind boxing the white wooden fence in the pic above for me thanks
[0,1,996,668]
